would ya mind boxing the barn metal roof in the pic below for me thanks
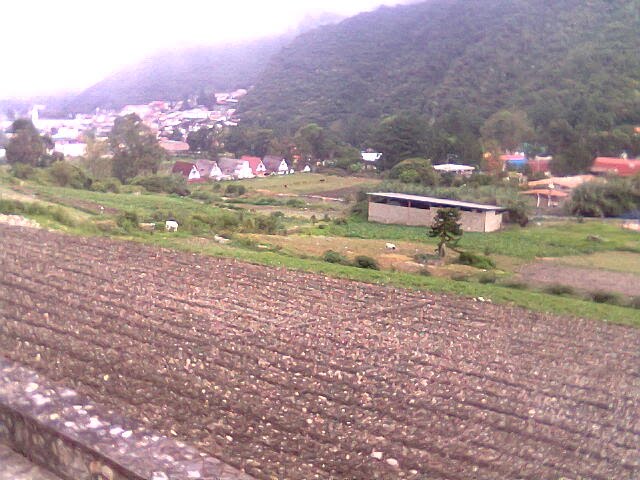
[367,192,505,211]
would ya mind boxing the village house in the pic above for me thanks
[159,140,190,155]
[361,151,382,170]
[218,157,254,179]
[367,192,505,232]
[195,159,223,180]
[433,163,475,176]
[262,155,290,175]
[171,161,201,182]
[591,155,640,177]
[241,155,267,177]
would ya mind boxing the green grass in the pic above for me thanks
[312,217,640,259]
[224,173,379,195]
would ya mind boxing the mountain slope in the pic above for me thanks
[240,0,640,135]
[62,38,288,113]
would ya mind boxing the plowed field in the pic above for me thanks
[1,224,639,479]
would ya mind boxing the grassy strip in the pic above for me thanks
[310,217,640,259]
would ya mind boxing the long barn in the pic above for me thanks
[367,192,505,232]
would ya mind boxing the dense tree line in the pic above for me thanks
[240,0,640,174]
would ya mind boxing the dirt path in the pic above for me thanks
[518,261,640,297]
[1,224,639,479]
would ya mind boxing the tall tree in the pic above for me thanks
[5,119,48,166]
[370,114,427,170]
[186,127,222,158]
[109,114,165,182]
[480,110,534,152]
[429,208,463,258]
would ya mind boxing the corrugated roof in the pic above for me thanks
[367,192,505,211]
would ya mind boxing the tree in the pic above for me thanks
[294,123,333,161]
[389,158,439,186]
[186,127,222,158]
[370,114,428,170]
[5,119,48,167]
[109,114,166,182]
[429,208,463,258]
[225,127,275,158]
[82,133,111,179]
[480,110,534,152]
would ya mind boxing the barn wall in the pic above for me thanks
[368,202,502,233]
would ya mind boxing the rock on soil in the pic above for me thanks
[0,215,40,229]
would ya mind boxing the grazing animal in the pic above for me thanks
[385,243,397,250]
[165,220,179,232]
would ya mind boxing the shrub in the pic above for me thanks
[333,217,348,225]
[544,284,576,296]
[131,175,189,195]
[451,273,470,282]
[502,280,529,290]
[323,250,350,265]
[47,161,91,189]
[568,180,639,217]
[630,297,640,310]
[285,198,306,208]
[90,177,121,193]
[590,291,624,306]
[414,253,437,264]
[116,211,139,232]
[0,198,75,226]
[224,184,246,197]
[10,162,36,180]
[353,255,379,270]
[458,251,495,270]
[478,272,497,284]
[389,158,439,186]
[191,190,216,202]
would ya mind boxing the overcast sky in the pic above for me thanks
[1,0,413,99]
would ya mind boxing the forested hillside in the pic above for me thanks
[240,0,640,170]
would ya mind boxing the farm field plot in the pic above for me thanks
[1,224,639,480]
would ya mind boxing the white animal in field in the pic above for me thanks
[165,220,179,232]
[385,243,397,250]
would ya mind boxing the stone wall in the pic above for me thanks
[0,358,254,480]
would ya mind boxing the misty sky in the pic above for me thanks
[1,0,411,99]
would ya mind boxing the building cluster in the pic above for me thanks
[171,155,311,183]
[0,90,246,160]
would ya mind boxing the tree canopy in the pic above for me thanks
[5,119,53,167]
[109,114,166,182]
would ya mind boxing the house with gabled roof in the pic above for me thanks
[241,155,267,177]
[218,157,254,179]
[262,155,290,175]
[171,161,201,182]
[195,159,223,180]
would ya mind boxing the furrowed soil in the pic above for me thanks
[1,224,639,480]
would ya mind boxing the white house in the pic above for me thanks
[262,155,290,175]
[433,163,475,176]
[54,142,87,157]
[172,161,202,182]
[218,157,254,180]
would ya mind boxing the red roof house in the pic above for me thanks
[591,157,640,177]
[241,155,267,177]
[171,161,202,182]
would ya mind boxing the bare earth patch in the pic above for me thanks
[1,224,639,479]
[518,260,640,297]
